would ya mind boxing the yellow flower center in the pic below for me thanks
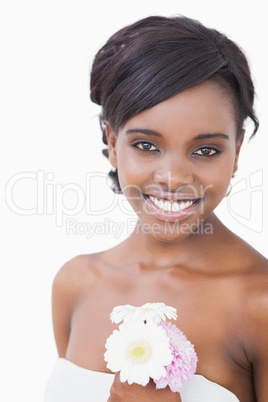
[133,346,145,357]
[127,341,152,364]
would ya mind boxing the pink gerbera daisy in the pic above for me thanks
[154,321,198,392]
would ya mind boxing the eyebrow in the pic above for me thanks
[193,133,229,141]
[126,129,162,137]
[126,129,229,141]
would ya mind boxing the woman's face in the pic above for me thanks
[107,80,244,242]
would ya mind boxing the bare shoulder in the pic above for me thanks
[51,252,107,357]
[52,244,126,308]
[243,255,268,320]
[238,254,268,399]
[236,246,268,352]
[221,229,268,334]
[53,253,103,295]
[235,237,268,309]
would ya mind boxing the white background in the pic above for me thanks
[1,1,267,400]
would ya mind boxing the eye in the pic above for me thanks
[132,142,158,152]
[193,147,220,157]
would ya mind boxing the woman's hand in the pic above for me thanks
[108,372,181,402]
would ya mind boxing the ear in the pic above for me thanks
[233,130,245,175]
[105,122,118,169]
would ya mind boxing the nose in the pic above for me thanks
[153,157,194,191]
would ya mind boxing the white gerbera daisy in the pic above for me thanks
[110,304,136,324]
[104,320,173,386]
[110,302,177,324]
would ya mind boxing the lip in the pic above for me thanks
[143,194,202,223]
[143,191,200,201]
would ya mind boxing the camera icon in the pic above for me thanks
[227,170,263,233]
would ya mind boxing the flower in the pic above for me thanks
[110,304,137,324]
[110,302,177,324]
[105,303,197,391]
[154,321,198,392]
[104,320,173,386]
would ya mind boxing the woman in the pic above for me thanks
[45,15,268,401]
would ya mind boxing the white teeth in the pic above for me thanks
[163,201,171,212]
[179,201,185,210]
[172,203,180,212]
[148,196,194,212]
[158,199,164,209]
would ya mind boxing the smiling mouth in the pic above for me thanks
[143,194,201,213]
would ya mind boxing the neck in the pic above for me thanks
[124,213,222,269]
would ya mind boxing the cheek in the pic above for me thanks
[116,162,144,199]
[116,150,153,189]
[198,157,234,199]
[116,165,145,215]
[117,162,141,186]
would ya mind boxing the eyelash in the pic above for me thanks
[131,142,158,153]
[193,147,221,157]
[131,141,221,158]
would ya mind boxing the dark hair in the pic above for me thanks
[90,15,259,194]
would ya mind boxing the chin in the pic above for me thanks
[136,217,200,243]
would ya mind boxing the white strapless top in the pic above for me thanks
[44,358,240,402]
